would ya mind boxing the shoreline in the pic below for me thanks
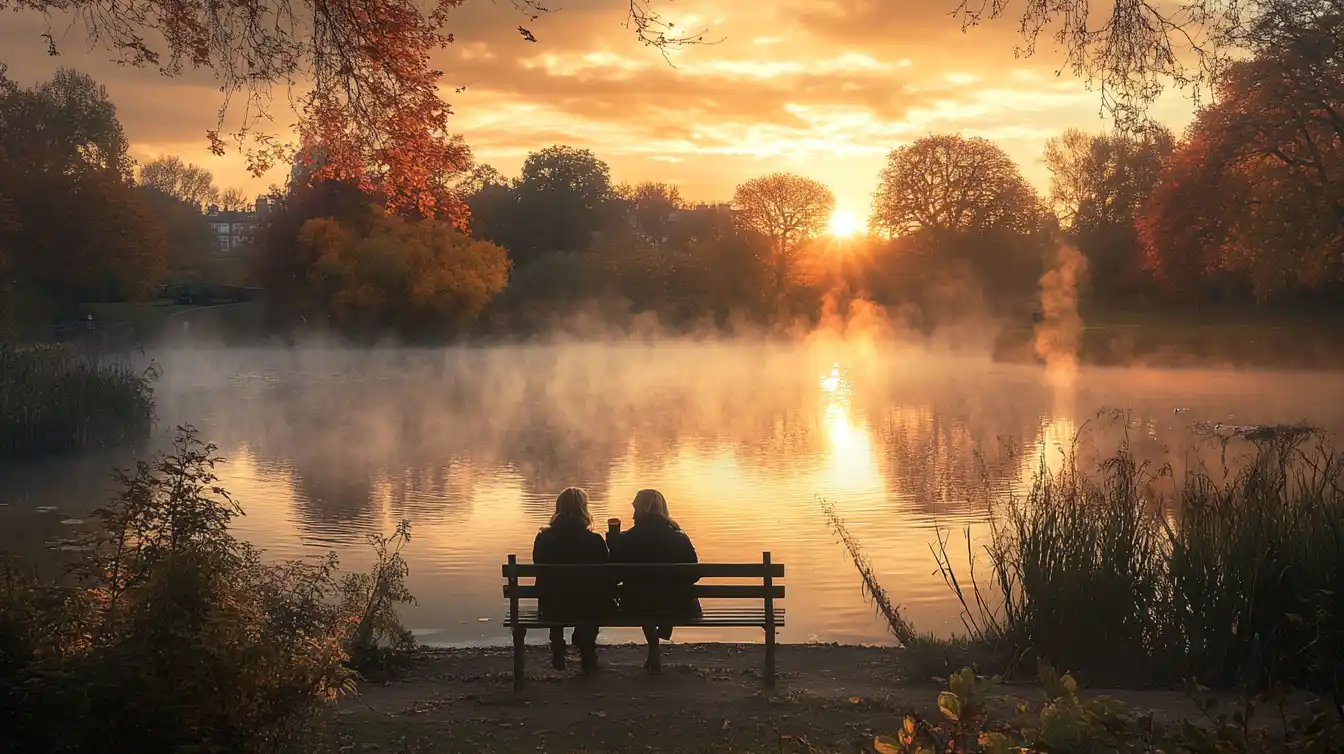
[332,643,1324,752]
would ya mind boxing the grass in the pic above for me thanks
[0,344,156,459]
[829,427,1344,692]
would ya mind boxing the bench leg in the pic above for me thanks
[764,623,777,689]
[513,627,526,692]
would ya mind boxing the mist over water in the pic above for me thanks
[4,333,1344,646]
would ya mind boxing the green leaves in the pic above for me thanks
[937,691,962,722]
[873,735,902,753]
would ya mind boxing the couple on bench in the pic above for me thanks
[532,486,700,675]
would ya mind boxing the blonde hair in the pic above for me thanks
[549,486,593,529]
[632,489,678,528]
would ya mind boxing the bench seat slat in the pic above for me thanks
[503,584,784,599]
[503,606,785,628]
[502,563,784,579]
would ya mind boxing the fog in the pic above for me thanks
[4,245,1343,644]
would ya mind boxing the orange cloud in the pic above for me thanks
[3,0,1199,213]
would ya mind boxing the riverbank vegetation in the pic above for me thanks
[828,427,1344,695]
[0,427,418,752]
[0,345,156,459]
[874,663,1343,754]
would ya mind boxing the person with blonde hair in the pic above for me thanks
[532,486,612,674]
[610,488,700,673]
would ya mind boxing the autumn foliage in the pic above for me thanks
[0,67,168,317]
[1140,10,1344,303]
[289,210,509,336]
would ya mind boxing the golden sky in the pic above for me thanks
[3,0,1198,217]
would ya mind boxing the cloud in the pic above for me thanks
[2,0,1201,208]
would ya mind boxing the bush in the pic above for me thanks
[0,344,156,459]
[0,427,417,753]
[829,427,1344,691]
[876,663,1344,753]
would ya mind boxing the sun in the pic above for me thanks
[827,209,861,238]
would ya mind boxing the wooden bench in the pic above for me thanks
[502,552,785,690]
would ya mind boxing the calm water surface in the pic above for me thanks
[3,341,1342,646]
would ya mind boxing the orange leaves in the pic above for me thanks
[1140,16,1344,301]
[295,211,508,334]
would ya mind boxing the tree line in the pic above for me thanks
[5,2,1343,341]
[0,66,265,336]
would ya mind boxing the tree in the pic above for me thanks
[871,135,1042,237]
[7,0,699,216]
[299,212,510,335]
[137,186,219,278]
[253,178,380,325]
[732,173,834,301]
[1138,6,1344,303]
[0,68,168,307]
[1141,47,1344,302]
[138,156,219,209]
[466,180,519,246]
[627,182,685,243]
[0,66,131,179]
[507,146,616,264]
[1042,129,1096,229]
[458,164,507,198]
[217,188,252,212]
[1044,128,1174,302]
[953,0,1290,129]
[10,169,168,303]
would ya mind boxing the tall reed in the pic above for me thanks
[0,344,156,458]
[831,428,1344,690]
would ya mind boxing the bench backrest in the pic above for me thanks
[502,553,785,600]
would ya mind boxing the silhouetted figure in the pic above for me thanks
[610,489,700,674]
[532,486,611,674]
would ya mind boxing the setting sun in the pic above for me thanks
[827,209,861,238]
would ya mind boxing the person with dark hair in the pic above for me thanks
[532,486,612,674]
[610,489,700,673]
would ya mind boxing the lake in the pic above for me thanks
[3,340,1342,646]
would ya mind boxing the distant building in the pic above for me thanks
[203,197,271,254]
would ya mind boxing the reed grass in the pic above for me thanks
[0,344,156,458]
[830,428,1344,690]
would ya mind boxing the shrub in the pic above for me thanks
[0,426,417,753]
[877,663,1344,754]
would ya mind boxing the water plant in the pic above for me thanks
[829,427,1344,693]
[0,343,156,458]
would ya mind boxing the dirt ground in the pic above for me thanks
[326,643,1297,753]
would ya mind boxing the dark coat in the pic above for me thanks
[610,514,701,619]
[532,522,614,620]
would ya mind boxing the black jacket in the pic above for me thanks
[531,522,614,619]
[610,514,701,618]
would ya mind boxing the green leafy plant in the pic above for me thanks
[876,664,1344,754]
[340,519,418,677]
